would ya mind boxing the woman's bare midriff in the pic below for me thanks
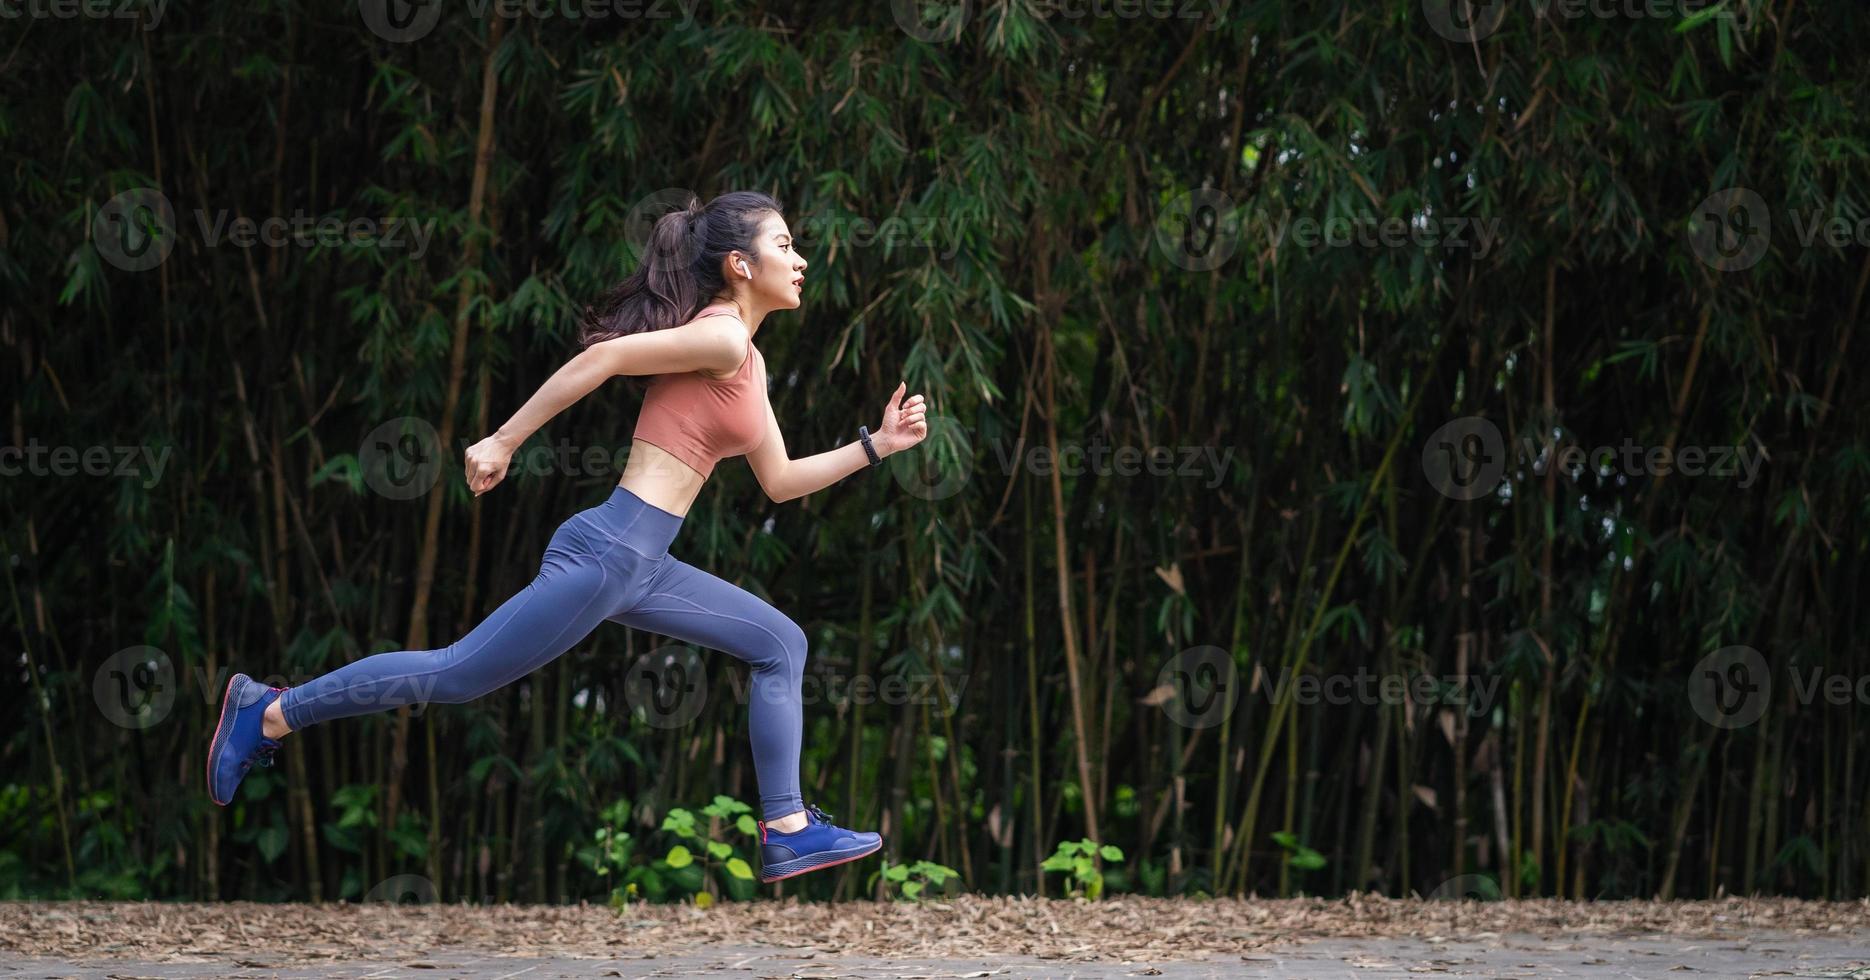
[617,439,708,518]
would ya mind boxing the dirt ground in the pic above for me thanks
[2,896,1867,978]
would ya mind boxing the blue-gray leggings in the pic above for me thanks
[276,485,807,821]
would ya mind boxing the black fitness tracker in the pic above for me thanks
[857,426,881,466]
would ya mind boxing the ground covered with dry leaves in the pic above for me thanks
[3,895,1867,967]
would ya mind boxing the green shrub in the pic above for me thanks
[1041,838,1123,899]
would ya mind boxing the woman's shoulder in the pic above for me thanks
[686,304,751,380]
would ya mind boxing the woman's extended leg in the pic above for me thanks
[278,527,619,730]
[209,512,625,805]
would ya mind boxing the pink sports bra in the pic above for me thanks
[631,304,766,479]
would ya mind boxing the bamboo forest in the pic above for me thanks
[4,0,1870,912]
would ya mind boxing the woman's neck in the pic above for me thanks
[708,294,768,337]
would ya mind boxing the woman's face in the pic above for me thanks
[736,212,807,310]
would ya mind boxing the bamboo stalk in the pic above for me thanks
[1532,261,1558,896]
[1023,477,1045,896]
[389,12,507,836]
[1040,322,1102,849]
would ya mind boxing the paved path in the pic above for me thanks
[5,932,1868,978]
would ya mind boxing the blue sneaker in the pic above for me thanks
[207,672,286,807]
[756,803,883,883]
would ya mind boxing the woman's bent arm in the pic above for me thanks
[747,383,925,502]
[470,318,746,497]
[490,347,613,449]
[492,319,745,449]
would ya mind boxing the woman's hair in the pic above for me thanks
[579,190,783,368]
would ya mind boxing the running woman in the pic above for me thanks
[207,190,929,884]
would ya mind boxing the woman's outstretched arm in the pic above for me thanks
[464,317,747,495]
[747,381,928,503]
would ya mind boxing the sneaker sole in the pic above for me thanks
[206,673,243,807]
[758,837,884,883]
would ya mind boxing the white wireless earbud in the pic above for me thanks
[737,260,751,279]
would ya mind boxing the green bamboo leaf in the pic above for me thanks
[1675,2,1728,32]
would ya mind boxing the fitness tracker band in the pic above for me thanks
[857,425,882,466]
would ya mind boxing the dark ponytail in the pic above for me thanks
[580,190,782,387]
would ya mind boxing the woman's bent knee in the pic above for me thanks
[747,619,807,706]
[774,619,809,678]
